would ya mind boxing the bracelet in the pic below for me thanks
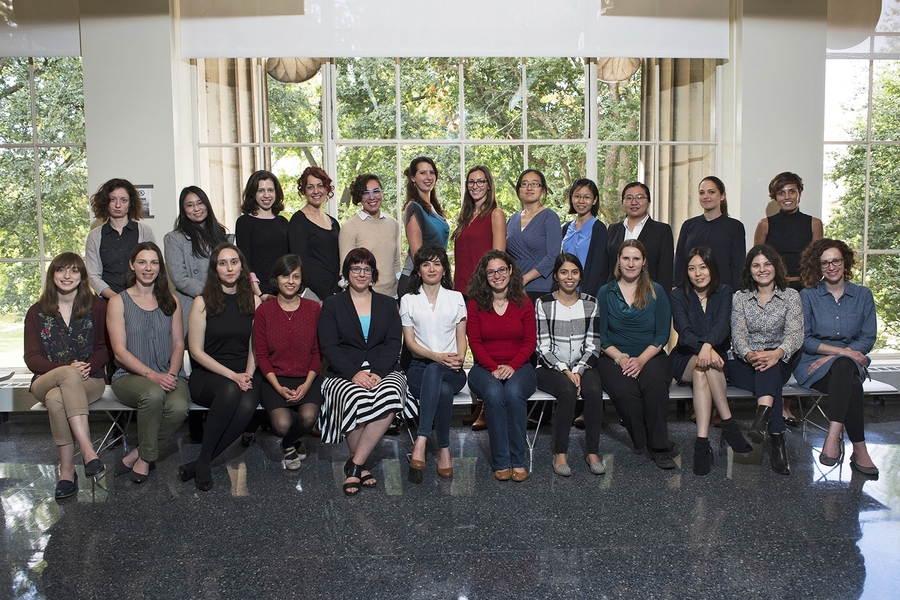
[614,353,630,366]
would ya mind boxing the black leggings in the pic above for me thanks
[536,367,603,455]
[809,357,866,443]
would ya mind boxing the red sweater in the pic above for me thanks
[466,297,536,371]
[253,298,322,378]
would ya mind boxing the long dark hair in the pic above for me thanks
[403,156,446,218]
[173,186,229,259]
[467,250,527,312]
[452,164,498,243]
[407,244,453,294]
[39,253,95,320]
[679,246,721,297]
[614,239,656,310]
[739,244,788,292]
[125,242,177,316]
[240,170,285,215]
[201,243,256,316]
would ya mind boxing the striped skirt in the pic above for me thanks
[318,370,417,443]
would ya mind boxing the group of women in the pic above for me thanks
[25,164,879,499]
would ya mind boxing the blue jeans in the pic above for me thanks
[467,363,536,470]
[407,359,467,448]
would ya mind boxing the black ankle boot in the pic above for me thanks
[721,417,753,453]
[693,437,713,476]
[748,406,773,444]
[770,432,791,475]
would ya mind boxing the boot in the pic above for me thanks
[462,403,482,426]
[748,405,773,444]
[693,437,713,476]
[770,432,791,475]
[721,417,753,453]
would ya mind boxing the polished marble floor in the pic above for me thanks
[2,399,899,599]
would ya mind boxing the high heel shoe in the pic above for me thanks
[462,403,482,426]
[770,432,791,475]
[721,417,753,454]
[748,406,773,444]
[408,457,425,484]
[128,461,155,484]
[177,462,196,482]
[693,437,713,476]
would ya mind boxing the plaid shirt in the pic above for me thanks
[534,292,601,375]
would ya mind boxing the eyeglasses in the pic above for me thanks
[349,266,373,275]
[572,194,595,202]
[486,267,509,278]
[624,194,648,202]
[361,188,383,197]
[820,257,844,269]
[519,181,542,189]
[466,179,488,187]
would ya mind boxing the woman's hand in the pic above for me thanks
[492,364,514,380]
[148,370,178,392]
[232,372,253,392]
[807,355,831,375]
[697,343,723,369]
[842,348,868,367]
[749,349,784,372]
[435,352,464,371]
[71,360,92,380]
[352,371,380,390]
[563,370,581,393]
[278,384,301,403]
[620,357,643,378]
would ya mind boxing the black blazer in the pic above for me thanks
[606,217,674,292]
[318,290,402,379]
[561,220,609,297]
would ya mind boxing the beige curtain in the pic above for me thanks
[196,58,270,228]
[640,59,718,231]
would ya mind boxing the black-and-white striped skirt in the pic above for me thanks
[318,370,417,443]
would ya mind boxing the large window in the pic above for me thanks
[0,57,87,368]
[825,4,900,352]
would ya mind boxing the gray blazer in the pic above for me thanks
[163,230,233,328]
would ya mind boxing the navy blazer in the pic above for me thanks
[318,290,402,379]
[606,217,674,293]
[561,220,609,297]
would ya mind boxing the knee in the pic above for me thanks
[56,365,83,385]
[138,386,167,409]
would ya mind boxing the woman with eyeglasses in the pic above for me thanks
[606,182,673,292]
[506,169,562,303]
[451,164,507,295]
[466,250,537,482]
[288,166,341,301]
[339,174,402,298]
[318,248,413,495]
[399,156,450,297]
[795,239,878,477]
[561,178,608,297]
[235,170,289,302]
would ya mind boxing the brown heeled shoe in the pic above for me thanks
[437,465,453,478]
[462,403,482,426]
[494,468,511,481]
[472,410,487,431]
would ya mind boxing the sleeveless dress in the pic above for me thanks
[453,213,494,293]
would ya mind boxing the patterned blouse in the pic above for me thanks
[731,287,803,362]
[534,292,600,375]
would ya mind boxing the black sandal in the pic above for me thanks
[344,462,363,496]
[359,466,376,488]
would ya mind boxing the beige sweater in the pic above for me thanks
[338,211,402,297]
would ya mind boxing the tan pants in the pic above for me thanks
[31,366,105,446]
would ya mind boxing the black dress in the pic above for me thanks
[235,215,290,296]
[288,210,341,300]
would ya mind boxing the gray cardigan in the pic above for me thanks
[84,220,155,297]
[163,230,233,328]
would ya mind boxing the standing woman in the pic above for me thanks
[339,174,402,298]
[606,182,673,292]
[401,244,468,483]
[235,170,289,302]
[535,254,605,477]
[506,169,562,302]
[164,186,231,329]
[673,177,745,290]
[24,253,110,498]
[561,178,608,296]
[289,166,341,300]
[451,164,506,294]
[596,240,676,469]
[727,244,803,475]
[466,250,537,482]
[670,247,751,476]
[795,239,879,476]
[254,254,323,470]
[85,178,155,299]
[180,243,262,491]
[318,248,412,495]
[107,242,190,483]
[399,156,450,296]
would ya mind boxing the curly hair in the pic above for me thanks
[90,178,144,221]
[240,170,285,215]
[613,239,656,310]
[466,249,527,312]
[173,186,229,259]
[39,253,95,320]
[125,242,177,316]
[403,156,446,218]
[406,243,453,294]
[738,244,788,292]
[452,165,498,242]
[298,166,335,200]
[201,243,256,317]
[799,238,856,288]
[349,174,382,205]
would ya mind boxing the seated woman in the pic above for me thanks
[795,239,878,476]
[466,250,537,482]
[670,247,751,476]
[107,242,190,483]
[726,244,803,476]
[400,244,467,483]
[596,240,676,469]
[535,254,604,477]
[318,248,412,495]
[179,243,262,491]
[24,253,110,498]
[254,254,324,470]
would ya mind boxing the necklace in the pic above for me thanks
[279,299,299,321]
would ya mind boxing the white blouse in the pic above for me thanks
[399,286,467,354]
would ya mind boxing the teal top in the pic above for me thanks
[597,280,671,356]
[359,315,371,342]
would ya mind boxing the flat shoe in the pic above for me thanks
[511,468,528,482]
[850,455,879,477]
[649,450,677,469]
[818,451,840,467]
[553,462,571,477]
[784,417,800,428]
[241,433,255,447]
[55,473,78,499]
[294,440,308,460]
[494,468,511,481]
[177,463,196,482]
[586,457,606,475]
[283,447,302,471]
[84,458,105,478]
